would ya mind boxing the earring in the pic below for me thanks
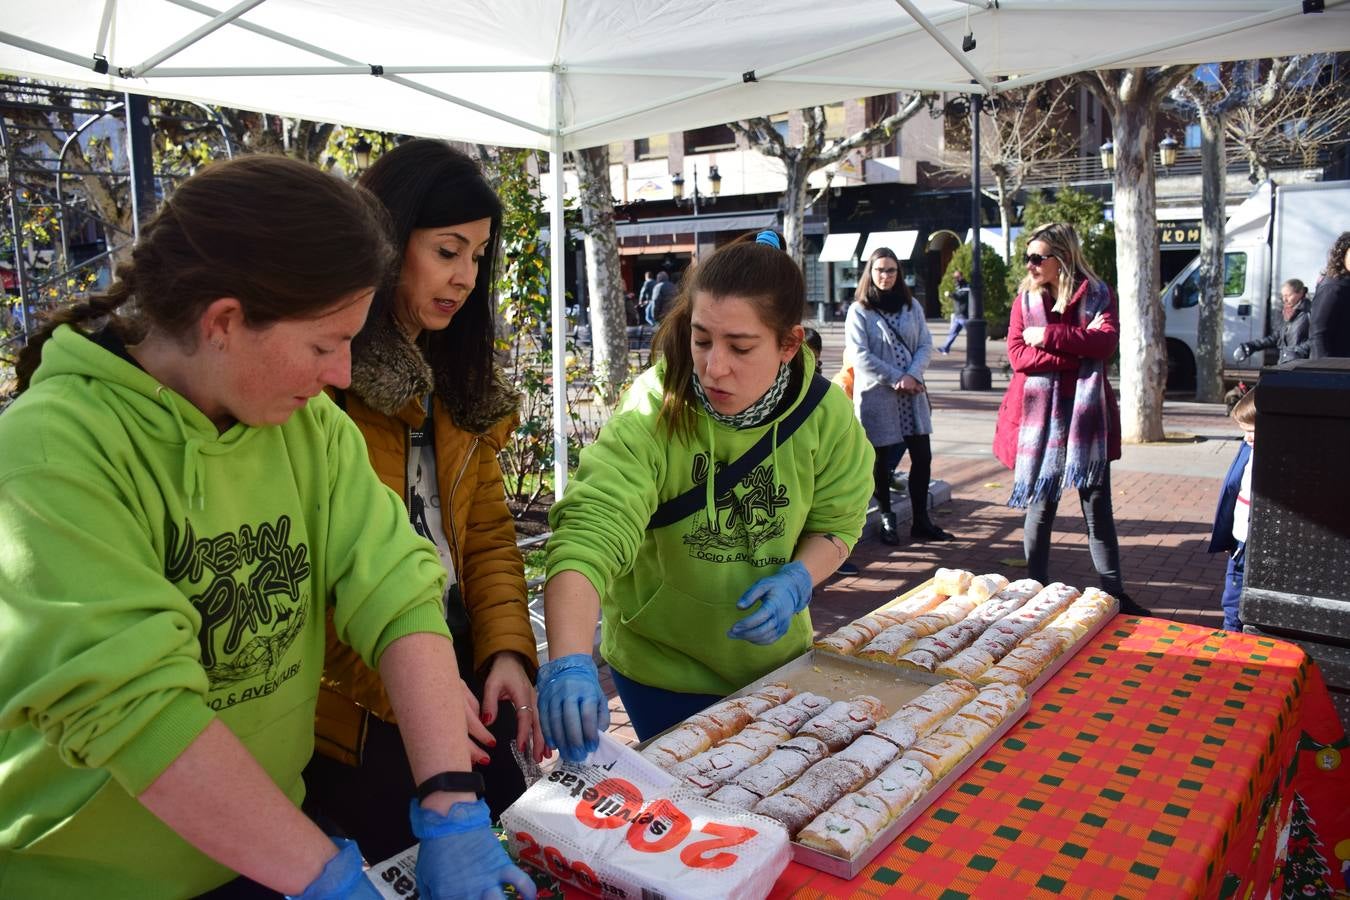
[212,338,225,351]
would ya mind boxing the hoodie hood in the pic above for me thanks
[348,314,518,435]
[31,326,260,507]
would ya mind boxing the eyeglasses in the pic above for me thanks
[1024,253,1053,266]
[874,267,899,275]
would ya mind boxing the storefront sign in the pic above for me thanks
[1158,220,1202,247]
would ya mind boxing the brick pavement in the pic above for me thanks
[594,321,1239,748]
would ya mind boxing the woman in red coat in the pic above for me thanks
[993,222,1147,615]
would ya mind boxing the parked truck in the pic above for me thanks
[1162,179,1350,390]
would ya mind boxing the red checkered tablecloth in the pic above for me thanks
[769,616,1350,899]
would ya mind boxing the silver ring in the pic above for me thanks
[517,705,532,712]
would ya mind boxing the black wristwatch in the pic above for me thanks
[416,770,486,801]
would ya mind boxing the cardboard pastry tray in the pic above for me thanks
[641,579,1119,879]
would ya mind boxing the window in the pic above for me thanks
[771,114,789,140]
[1223,253,1247,296]
[823,103,847,140]
[1184,124,1202,149]
[634,133,669,160]
[683,124,736,153]
[1172,252,1247,309]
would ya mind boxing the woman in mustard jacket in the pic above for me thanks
[304,139,543,857]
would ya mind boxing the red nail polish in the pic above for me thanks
[481,712,491,724]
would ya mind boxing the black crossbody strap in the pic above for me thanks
[647,373,831,531]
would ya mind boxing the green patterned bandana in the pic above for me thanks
[692,361,792,429]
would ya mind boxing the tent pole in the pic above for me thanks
[129,0,268,76]
[124,93,157,239]
[891,0,993,92]
[548,72,569,498]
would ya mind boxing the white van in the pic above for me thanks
[1162,179,1350,390]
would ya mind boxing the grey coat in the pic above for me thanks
[845,300,934,445]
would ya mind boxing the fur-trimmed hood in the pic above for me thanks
[348,315,519,435]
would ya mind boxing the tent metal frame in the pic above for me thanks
[2,0,1346,489]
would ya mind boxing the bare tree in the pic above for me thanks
[1227,53,1350,183]
[1172,63,1256,404]
[729,95,933,264]
[932,81,1077,264]
[573,145,629,407]
[1082,66,1191,444]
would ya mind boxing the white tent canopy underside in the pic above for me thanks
[3,1,1349,151]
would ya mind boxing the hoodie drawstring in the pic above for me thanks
[157,386,207,509]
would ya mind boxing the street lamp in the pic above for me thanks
[672,163,720,215]
[1099,140,1116,174]
[1158,133,1179,170]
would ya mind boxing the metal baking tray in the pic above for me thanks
[722,650,1029,879]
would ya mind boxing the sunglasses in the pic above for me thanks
[1024,252,1053,266]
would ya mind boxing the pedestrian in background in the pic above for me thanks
[1310,231,1350,359]
[650,270,676,323]
[846,248,954,545]
[637,270,656,326]
[1208,388,1257,632]
[1235,279,1311,364]
[939,268,970,355]
[995,222,1147,617]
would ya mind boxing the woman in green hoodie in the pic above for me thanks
[0,157,532,900]
[539,232,873,762]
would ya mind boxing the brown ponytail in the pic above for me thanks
[15,268,137,392]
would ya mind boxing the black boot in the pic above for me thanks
[910,514,954,542]
[878,512,900,546]
[1115,591,1151,617]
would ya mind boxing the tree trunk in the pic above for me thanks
[1110,101,1167,443]
[575,145,629,408]
[780,155,811,265]
[995,173,1014,264]
[1195,111,1227,404]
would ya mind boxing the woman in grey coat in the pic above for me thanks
[845,248,954,544]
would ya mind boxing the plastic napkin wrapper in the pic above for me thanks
[500,733,790,899]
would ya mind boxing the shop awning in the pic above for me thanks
[966,227,1023,261]
[818,232,862,263]
[861,230,919,262]
[615,211,776,239]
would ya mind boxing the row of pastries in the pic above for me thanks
[637,570,1116,860]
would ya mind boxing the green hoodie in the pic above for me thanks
[0,326,449,898]
[547,353,873,696]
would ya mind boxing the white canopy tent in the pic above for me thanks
[3,0,1348,489]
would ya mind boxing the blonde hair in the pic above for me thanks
[1019,222,1102,314]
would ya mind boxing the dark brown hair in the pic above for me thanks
[1325,231,1350,280]
[16,154,395,392]
[855,248,913,310]
[1232,385,1258,428]
[653,231,805,438]
[356,139,503,419]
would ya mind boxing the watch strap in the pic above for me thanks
[416,770,485,801]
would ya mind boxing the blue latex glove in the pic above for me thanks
[286,837,381,900]
[727,560,814,645]
[537,653,609,762]
[410,799,537,900]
